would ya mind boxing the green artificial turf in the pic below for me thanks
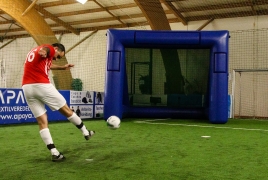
[0,118,267,180]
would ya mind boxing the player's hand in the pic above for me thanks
[38,49,47,58]
[64,64,74,70]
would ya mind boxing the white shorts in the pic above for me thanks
[22,83,66,118]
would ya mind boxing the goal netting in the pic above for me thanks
[230,29,268,119]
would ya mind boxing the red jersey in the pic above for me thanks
[22,45,55,85]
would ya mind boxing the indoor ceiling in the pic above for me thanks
[0,0,268,40]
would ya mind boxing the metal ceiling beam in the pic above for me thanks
[177,1,268,13]
[39,0,134,9]
[55,8,105,17]
[248,0,257,15]
[34,4,80,35]
[0,38,16,50]
[0,20,14,25]
[186,10,262,21]
[92,0,126,25]
[196,18,214,31]
[0,22,14,42]
[161,0,187,25]
[2,19,153,39]
[3,0,268,39]
[0,29,24,34]
[54,3,137,18]
[3,1,268,18]
[39,0,84,7]
[3,23,136,39]
[58,33,63,42]
[3,7,268,37]
[38,1,268,16]
[0,15,22,29]
[66,29,98,54]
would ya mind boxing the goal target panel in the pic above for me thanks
[104,29,229,124]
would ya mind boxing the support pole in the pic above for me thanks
[58,33,63,43]
[197,18,214,31]
[0,38,16,50]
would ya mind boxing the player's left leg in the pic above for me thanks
[22,84,65,162]
[59,104,95,140]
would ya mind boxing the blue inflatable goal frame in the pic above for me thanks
[104,29,229,124]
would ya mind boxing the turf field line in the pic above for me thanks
[134,120,268,132]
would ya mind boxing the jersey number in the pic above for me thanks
[26,48,37,62]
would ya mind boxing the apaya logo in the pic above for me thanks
[0,90,26,104]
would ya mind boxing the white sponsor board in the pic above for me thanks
[70,91,94,119]
[70,91,94,104]
[95,105,104,118]
[95,92,104,104]
[70,105,93,119]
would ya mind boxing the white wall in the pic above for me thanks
[60,31,107,91]
[0,15,268,92]
[170,15,267,31]
[0,38,37,88]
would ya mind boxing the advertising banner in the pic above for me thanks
[0,88,70,124]
[70,91,94,119]
[0,88,35,124]
[95,105,104,118]
[95,92,104,105]
[0,89,103,124]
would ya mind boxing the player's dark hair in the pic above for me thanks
[52,43,65,52]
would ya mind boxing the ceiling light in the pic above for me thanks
[76,0,88,4]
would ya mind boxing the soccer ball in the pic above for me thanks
[106,115,121,129]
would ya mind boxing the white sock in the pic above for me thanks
[39,128,59,155]
[40,128,53,145]
[50,148,59,156]
[68,112,89,136]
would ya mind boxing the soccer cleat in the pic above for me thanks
[51,152,65,162]
[84,130,95,140]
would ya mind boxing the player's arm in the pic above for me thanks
[38,47,50,58]
[51,63,74,70]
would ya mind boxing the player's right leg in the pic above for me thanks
[58,104,95,140]
[41,84,95,140]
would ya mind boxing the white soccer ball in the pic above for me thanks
[106,115,121,129]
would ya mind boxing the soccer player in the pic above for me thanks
[22,43,95,162]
